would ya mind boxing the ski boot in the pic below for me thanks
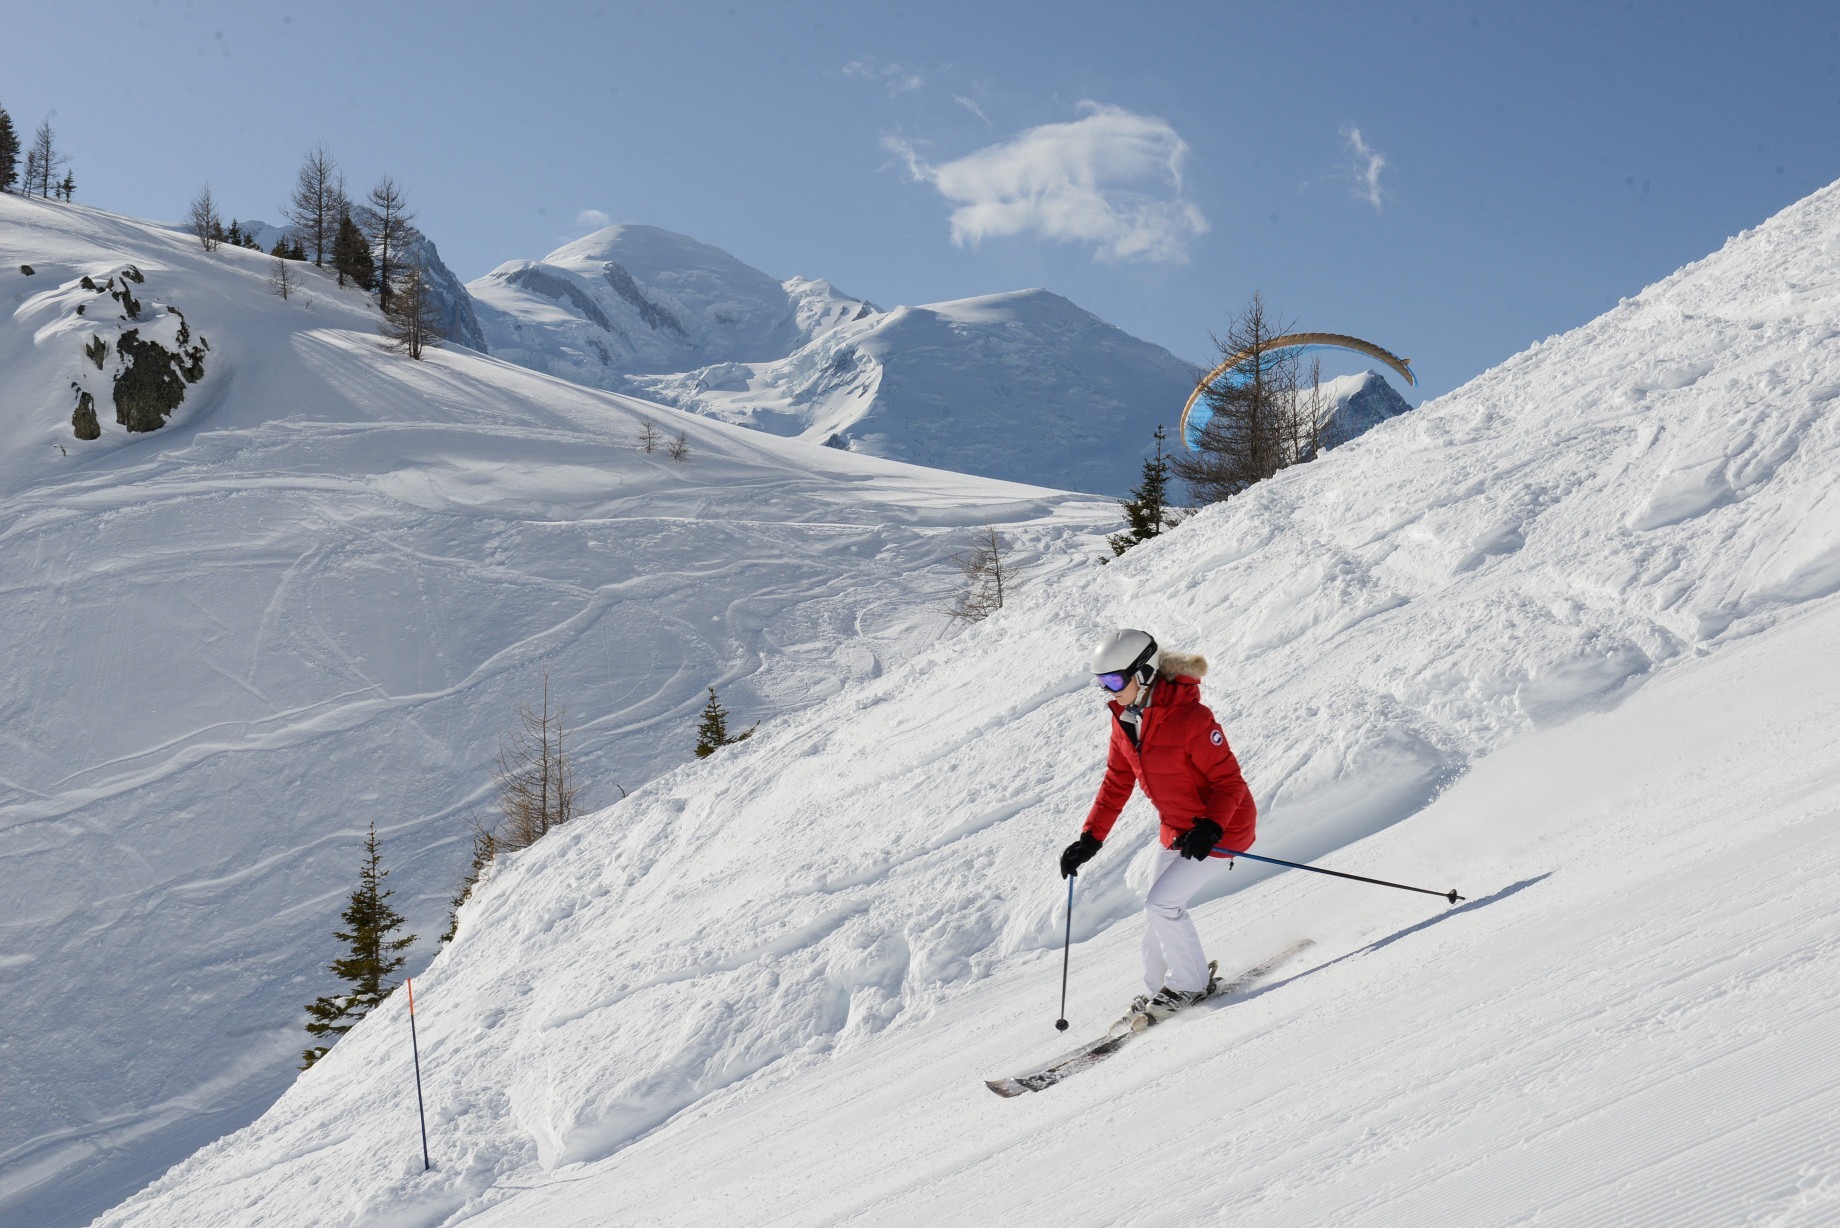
[1119,961,1219,1031]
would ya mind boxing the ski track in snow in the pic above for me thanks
[17,178,1840,1227]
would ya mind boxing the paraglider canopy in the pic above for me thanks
[1179,332,1415,450]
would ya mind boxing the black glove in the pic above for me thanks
[1060,832,1102,878]
[1176,818,1224,861]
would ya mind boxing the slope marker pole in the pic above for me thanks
[407,977,431,1171]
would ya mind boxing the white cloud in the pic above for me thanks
[843,58,924,97]
[886,102,1208,264]
[1343,126,1387,212]
[954,94,990,125]
[576,209,613,231]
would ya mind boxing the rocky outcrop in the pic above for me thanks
[71,387,100,440]
[57,267,208,439]
[113,328,189,432]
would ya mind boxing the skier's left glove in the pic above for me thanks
[1176,818,1224,861]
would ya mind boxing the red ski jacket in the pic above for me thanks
[1081,673,1256,856]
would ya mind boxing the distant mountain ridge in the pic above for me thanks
[628,286,1209,495]
[466,224,1419,495]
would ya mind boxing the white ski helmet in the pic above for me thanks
[1090,628,1159,685]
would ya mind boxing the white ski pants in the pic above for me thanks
[1142,846,1225,995]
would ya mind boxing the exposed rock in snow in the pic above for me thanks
[19,262,210,438]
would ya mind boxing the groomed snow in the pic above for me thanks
[0,196,1118,1227]
[84,178,1840,1227]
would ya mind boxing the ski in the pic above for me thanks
[985,939,1314,1097]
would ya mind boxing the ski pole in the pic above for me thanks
[407,977,430,1171]
[1055,875,1074,1032]
[1215,847,1464,904]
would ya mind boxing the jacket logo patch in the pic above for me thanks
[1210,729,1224,745]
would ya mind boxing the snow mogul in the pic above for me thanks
[1059,628,1257,1023]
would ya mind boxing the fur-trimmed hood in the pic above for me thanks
[1157,650,1208,680]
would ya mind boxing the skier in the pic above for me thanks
[1059,628,1256,1023]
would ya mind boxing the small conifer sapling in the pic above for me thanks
[301,822,416,1068]
[695,687,757,758]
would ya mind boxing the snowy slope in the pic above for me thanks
[629,287,1204,495]
[92,178,1840,1228]
[0,196,1118,1228]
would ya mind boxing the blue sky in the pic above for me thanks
[7,0,1839,401]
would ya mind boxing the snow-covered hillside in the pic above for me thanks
[469,226,1205,495]
[0,196,1118,1228]
[220,218,487,352]
[92,180,1840,1228]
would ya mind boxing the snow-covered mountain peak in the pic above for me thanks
[546,222,778,283]
[468,222,877,394]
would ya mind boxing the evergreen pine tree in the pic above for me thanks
[301,822,416,1069]
[439,822,499,944]
[0,106,19,194]
[332,209,375,290]
[225,219,244,247]
[57,170,74,201]
[1108,425,1179,556]
[694,687,757,758]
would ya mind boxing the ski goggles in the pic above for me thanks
[1095,672,1131,693]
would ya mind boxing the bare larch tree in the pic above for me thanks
[284,143,346,267]
[946,524,1009,622]
[25,119,63,198]
[493,677,578,851]
[359,176,415,310]
[1170,292,1328,504]
[381,262,445,359]
[188,183,222,252]
[268,255,300,300]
